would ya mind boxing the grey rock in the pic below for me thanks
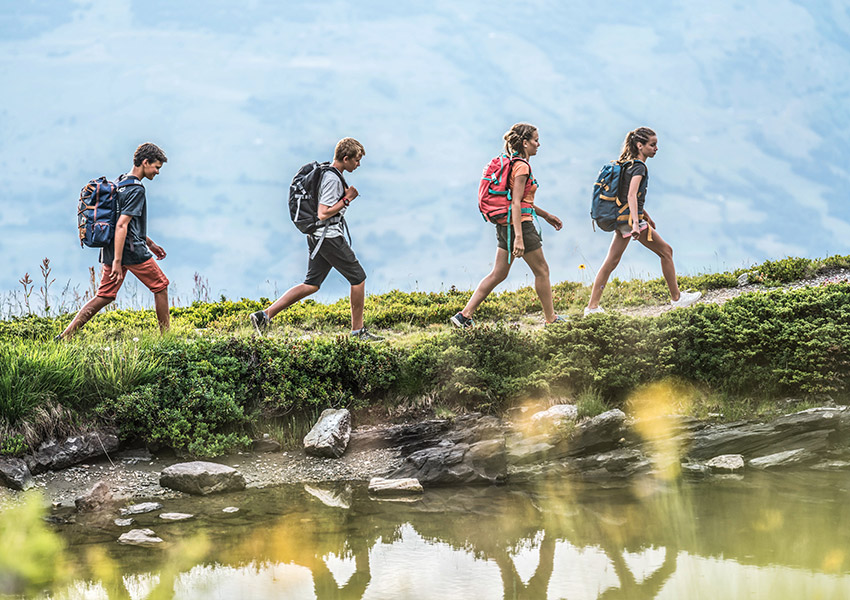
[748,448,813,469]
[706,454,745,472]
[0,457,34,491]
[120,502,163,516]
[159,512,194,521]
[118,528,163,546]
[222,506,239,513]
[160,461,246,495]
[506,434,563,466]
[390,438,506,486]
[25,429,119,474]
[304,408,352,458]
[737,272,749,286]
[368,477,423,495]
[116,448,153,464]
[114,518,134,527]
[75,481,113,513]
[530,404,578,431]
[252,436,281,453]
[562,409,628,457]
[570,447,651,476]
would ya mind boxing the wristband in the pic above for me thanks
[342,197,350,207]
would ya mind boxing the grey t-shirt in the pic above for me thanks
[620,161,649,215]
[311,166,347,239]
[100,174,153,265]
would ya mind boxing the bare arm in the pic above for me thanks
[534,206,563,231]
[510,174,526,258]
[146,237,166,260]
[318,186,359,220]
[109,214,133,282]
[627,175,642,238]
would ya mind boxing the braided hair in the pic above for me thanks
[503,123,537,158]
[618,127,656,162]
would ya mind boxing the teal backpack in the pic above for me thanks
[590,159,642,231]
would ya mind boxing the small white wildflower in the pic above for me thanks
[133,337,139,342]
[103,346,110,352]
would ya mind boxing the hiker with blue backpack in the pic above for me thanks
[250,138,383,340]
[586,127,701,316]
[451,123,565,329]
[58,143,170,339]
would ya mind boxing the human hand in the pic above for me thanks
[149,242,166,260]
[546,214,563,231]
[109,260,124,283]
[345,186,359,201]
[512,237,525,258]
[630,224,641,240]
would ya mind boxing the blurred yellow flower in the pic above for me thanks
[578,264,586,270]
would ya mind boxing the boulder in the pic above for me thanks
[530,404,578,431]
[368,477,423,496]
[159,461,246,495]
[304,409,351,458]
[75,481,114,512]
[120,502,163,516]
[114,518,134,527]
[25,429,119,474]
[706,454,745,472]
[118,528,163,546]
[390,438,506,486]
[0,457,34,491]
[252,435,281,453]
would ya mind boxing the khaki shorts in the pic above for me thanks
[96,257,170,299]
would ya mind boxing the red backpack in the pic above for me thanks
[478,154,532,224]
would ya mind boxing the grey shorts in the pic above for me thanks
[496,221,542,253]
[304,236,366,287]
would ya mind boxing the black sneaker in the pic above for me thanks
[450,312,474,329]
[250,310,270,335]
[351,328,384,341]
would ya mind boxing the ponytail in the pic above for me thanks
[618,127,656,162]
[503,123,537,158]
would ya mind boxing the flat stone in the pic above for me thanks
[114,518,135,527]
[75,481,114,513]
[159,512,194,521]
[368,477,423,496]
[252,438,281,453]
[118,528,163,546]
[222,506,239,513]
[25,430,119,475]
[706,454,745,472]
[160,461,246,495]
[748,448,812,469]
[390,438,506,486]
[120,502,163,516]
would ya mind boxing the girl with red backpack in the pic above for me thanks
[451,123,565,328]
[585,127,701,316]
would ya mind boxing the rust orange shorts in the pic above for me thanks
[96,258,170,299]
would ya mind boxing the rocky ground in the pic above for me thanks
[0,443,403,509]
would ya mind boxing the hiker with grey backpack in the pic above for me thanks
[250,137,383,340]
[586,127,701,316]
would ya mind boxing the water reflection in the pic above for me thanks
[37,470,850,600]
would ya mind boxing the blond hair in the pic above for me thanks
[618,127,656,162]
[503,123,537,158]
[334,137,365,161]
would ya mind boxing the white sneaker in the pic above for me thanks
[583,306,605,317]
[671,291,702,308]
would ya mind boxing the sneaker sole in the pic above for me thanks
[450,316,470,329]
[250,314,267,335]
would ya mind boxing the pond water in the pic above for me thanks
[33,470,850,599]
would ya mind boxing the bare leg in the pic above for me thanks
[154,289,170,333]
[266,283,319,319]
[60,296,113,338]
[461,248,512,318]
[588,233,631,309]
[522,248,557,322]
[637,228,680,300]
[350,281,365,331]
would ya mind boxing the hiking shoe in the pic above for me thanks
[583,306,605,317]
[250,310,270,335]
[53,334,63,342]
[671,291,702,308]
[351,328,384,341]
[450,312,474,329]
[546,315,569,326]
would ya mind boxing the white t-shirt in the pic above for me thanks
[313,166,346,239]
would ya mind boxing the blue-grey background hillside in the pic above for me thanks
[2,0,849,304]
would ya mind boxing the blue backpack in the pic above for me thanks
[590,160,641,231]
[77,176,142,248]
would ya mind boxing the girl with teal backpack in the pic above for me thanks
[585,127,701,316]
[451,123,566,328]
